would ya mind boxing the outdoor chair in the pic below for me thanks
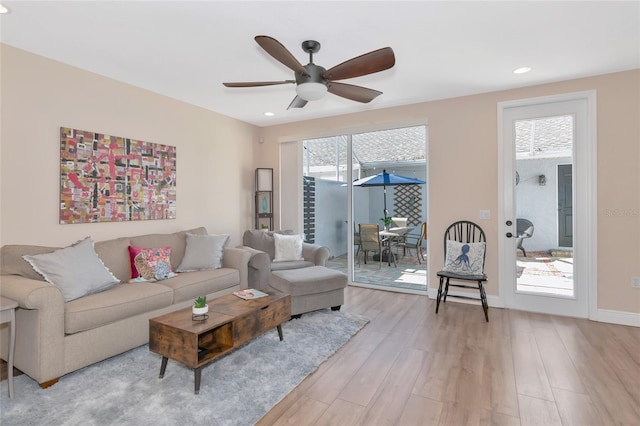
[395,222,427,263]
[436,220,489,321]
[358,224,395,268]
[390,217,408,228]
[515,218,534,257]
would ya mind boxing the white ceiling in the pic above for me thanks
[2,1,639,127]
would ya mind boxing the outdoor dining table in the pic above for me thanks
[379,227,413,264]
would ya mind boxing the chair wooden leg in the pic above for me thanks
[479,281,489,322]
[443,278,451,302]
[436,276,445,314]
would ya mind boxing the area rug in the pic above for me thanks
[0,309,368,426]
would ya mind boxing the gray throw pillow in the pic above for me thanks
[176,233,229,272]
[23,236,120,302]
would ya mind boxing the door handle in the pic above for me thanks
[506,232,513,238]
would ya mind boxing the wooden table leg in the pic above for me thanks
[277,324,283,341]
[194,367,202,395]
[159,357,168,379]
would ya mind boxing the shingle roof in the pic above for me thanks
[515,115,573,156]
[304,126,426,167]
[303,117,572,168]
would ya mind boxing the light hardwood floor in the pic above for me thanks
[257,286,640,426]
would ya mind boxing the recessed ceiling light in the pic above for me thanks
[264,112,275,117]
[513,66,532,74]
[0,4,9,14]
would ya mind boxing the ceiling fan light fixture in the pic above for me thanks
[296,82,327,101]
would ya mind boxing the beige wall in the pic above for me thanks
[259,70,640,315]
[0,45,259,248]
[1,43,638,315]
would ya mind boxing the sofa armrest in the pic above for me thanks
[0,275,65,384]
[302,243,330,266]
[222,247,251,289]
[237,246,271,290]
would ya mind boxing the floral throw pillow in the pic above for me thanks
[128,246,177,282]
[442,240,486,276]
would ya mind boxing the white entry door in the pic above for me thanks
[498,92,596,318]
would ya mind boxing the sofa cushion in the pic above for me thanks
[65,282,174,334]
[23,237,120,302]
[270,260,315,271]
[1,244,61,280]
[130,227,207,270]
[176,233,229,272]
[270,266,347,297]
[156,268,240,304]
[242,229,293,261]
[94,237,131,283]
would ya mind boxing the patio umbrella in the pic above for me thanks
[352,169,426,220]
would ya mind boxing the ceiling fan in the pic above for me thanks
[223,35,395,109]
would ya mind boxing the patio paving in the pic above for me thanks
[326,248,428,292]
[326,249,572,296]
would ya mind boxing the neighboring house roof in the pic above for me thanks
[304,126,426,168]
[515,115,573,156]
[304,116,572,169]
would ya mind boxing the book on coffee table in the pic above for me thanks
[233,288,269,300]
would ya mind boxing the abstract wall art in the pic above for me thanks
[59,127,176,224]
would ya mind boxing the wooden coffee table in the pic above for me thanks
[149,291,290,394]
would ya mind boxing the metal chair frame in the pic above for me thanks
[395,222,427,263]
[515,218,534,257]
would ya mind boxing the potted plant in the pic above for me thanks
[192,296,208,316]
[380,216,393,231]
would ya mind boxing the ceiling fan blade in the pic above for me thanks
[327,82,382,103]
[287,96,308,109]
[323,47,395,81]
[255,35,308,76]
[223,80,295,87]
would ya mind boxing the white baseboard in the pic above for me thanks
[594,309,640,327]
[427,288,638,327]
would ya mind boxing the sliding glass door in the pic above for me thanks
[302,125,428,293]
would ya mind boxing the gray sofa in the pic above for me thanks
[239,230,330,290]
[0,227,250,388]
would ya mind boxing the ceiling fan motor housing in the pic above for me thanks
[295,63,328,101]
[296,64,327,86]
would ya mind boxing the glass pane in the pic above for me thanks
[514,115,574,296]
[304,125,427,292]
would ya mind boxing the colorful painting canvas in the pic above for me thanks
[59,127,176,224]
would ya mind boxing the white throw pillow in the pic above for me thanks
[23,237,120,302]
[273,233,304,262]
[176,233,229,272]
[442,240,486,276]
